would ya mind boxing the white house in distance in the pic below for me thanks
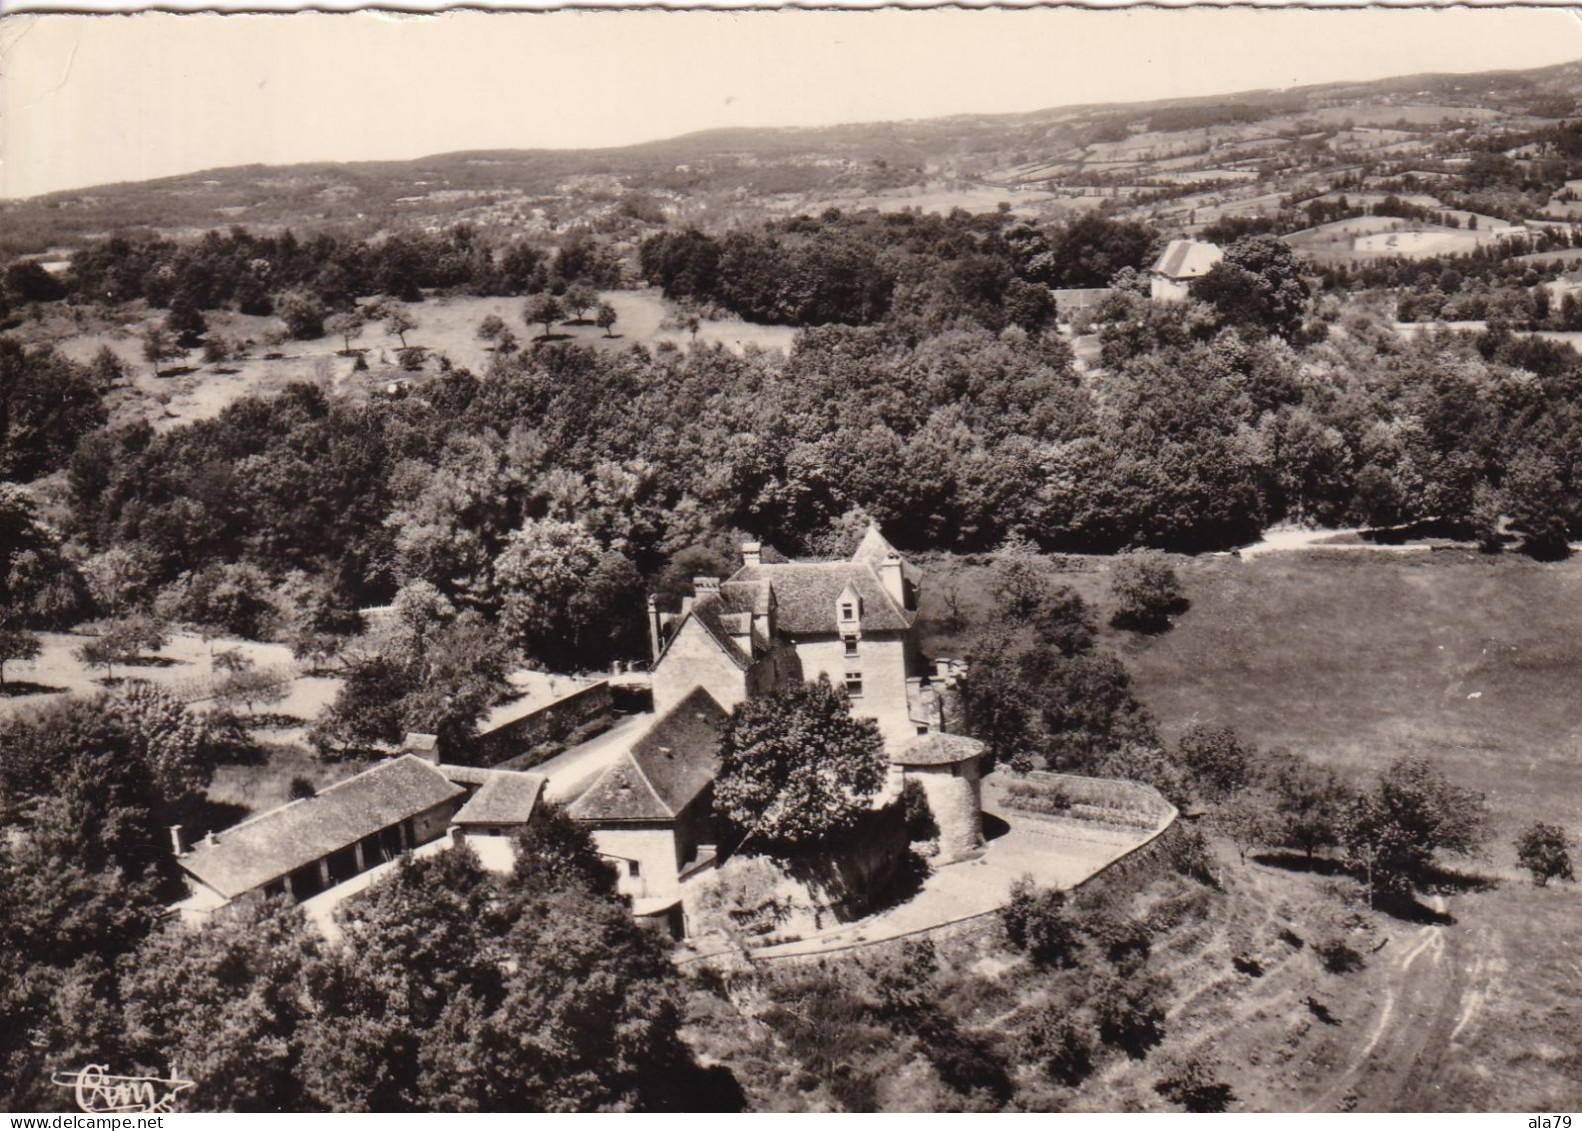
[1150,238,1223,302]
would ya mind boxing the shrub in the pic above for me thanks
[1155,1052,1236,1112]
[1109,550,1186,633]
[1092,972,1169,1058]
[901,778,939,842]
[1314,935,1365,974]
[1019,1008,1098,1086]
[1514,822,1575,886]
[1001,878,1082,969]
[288,775,316,800]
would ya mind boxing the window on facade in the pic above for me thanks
[840,601,855,622]
[844,637,859,658]
[845,670,863,697]
[917,725,930,735]
[628,860,642,877]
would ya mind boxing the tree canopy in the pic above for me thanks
[715,676,888,852]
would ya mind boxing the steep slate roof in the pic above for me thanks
[891,732,987,767]
[567,688,727,823]
[1151,239,1223,281]
[453,771,546,825]
[731,561,913,634]
[850,524,921,585]
[178,755,464,899]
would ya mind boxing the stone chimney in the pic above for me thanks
[742,541,761,568]
[169,825,186,858]
[647,595,663,662]
[878,552,905,608]
[204,831,220,848]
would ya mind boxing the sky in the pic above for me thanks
[5,7,1582,200]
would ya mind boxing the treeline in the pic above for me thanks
[638,210,1161,328]
[1,224,624,323]
[0,694,714,1113]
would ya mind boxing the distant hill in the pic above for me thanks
[5,57,1582,257]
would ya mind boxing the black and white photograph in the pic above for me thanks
[1,4,1581,1115]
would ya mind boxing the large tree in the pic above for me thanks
[714,676,887,853]
[1189,234,1311,340]
[1342,755,1489,905]
[523,294,564,340]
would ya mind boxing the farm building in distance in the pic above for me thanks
[1149,238,1223,301]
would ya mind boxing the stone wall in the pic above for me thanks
[473,681,614,768]
[652,618,749,716]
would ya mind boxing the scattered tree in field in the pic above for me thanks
[141,325,185,376]
[495,326,520,354]
[715,676,887,853]
[276,291,328,341]
[562,283,597,323]
[164,296,208,349]
[74,617,168,681]
[1091,972,1169,1058]
[523,293,564,340]
[289,775,317,800]
[216,667,289,717]
[1264,749,1351,863]
[87,345,127,390]
[326,308,366,354]
[1175,723,1256,803]
[382,305,418,349]
[595,301,618,337]
[1514,821,1574,886]
[202,335,232,364]
[1109,550,1186,633]
[0,617,41,687]
[684,314,702,342]
[1214,790,1280,863]
[1342,756,1489,907]
[476,313,506,345]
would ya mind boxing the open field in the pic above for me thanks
[0,629,333,718]
[776,180,1089,220]
[1126,550,1582,836]
[922,545,1582,839]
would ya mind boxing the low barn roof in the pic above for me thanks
[453,771,546,826]
[568,688,728,823]
[178,755,464,899]
[1151,238,1223,281]
[891,732,987,767]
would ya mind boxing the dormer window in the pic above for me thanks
[840,601,856,623]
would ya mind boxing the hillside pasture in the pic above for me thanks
[15,289,799,432]
[1284,217,1486,263]
[918,547,1582,1110]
